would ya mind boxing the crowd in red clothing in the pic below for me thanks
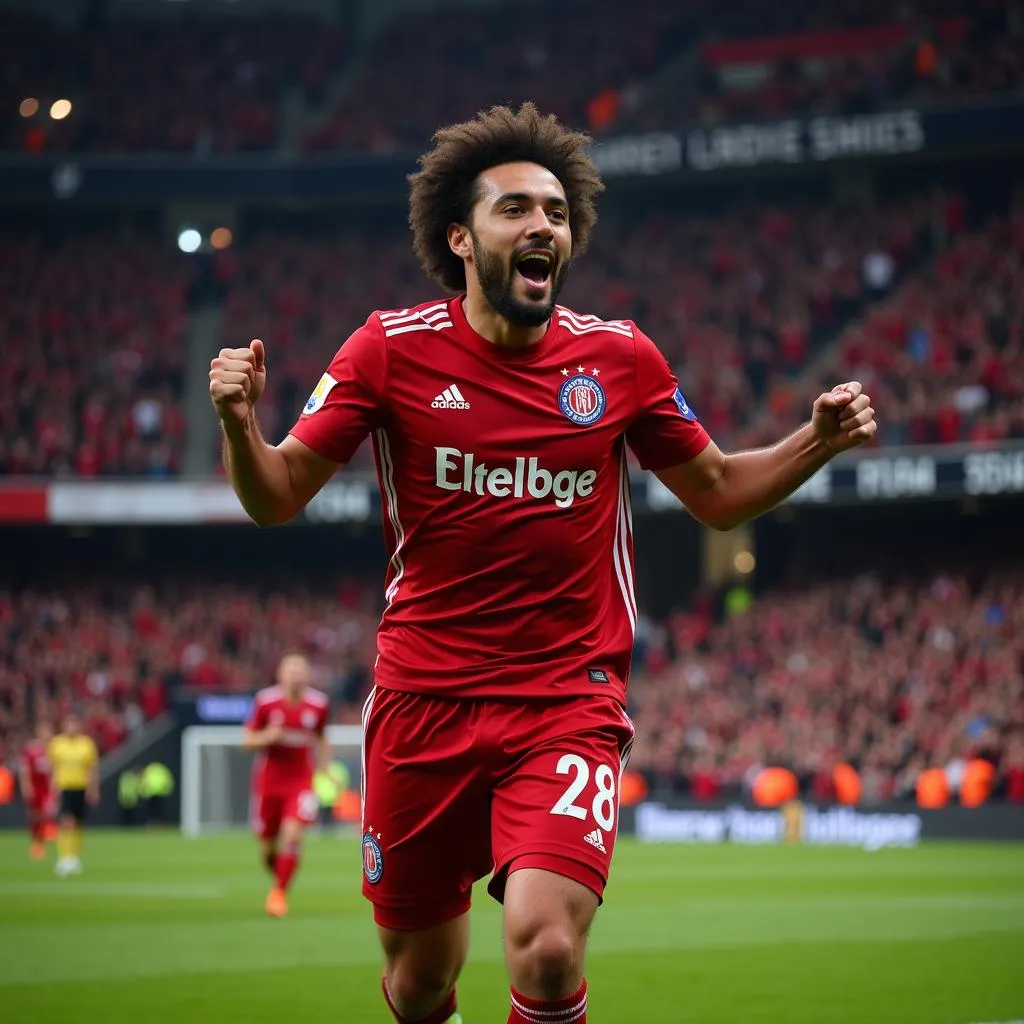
[4,3,1019,157]
[0,575,379,771]
[3,12,345,155]
[628,0,1021,134]
[0,233,192,478]
[823,191,1024,447]
[2,563,1021,805]
[629,568,1024,805]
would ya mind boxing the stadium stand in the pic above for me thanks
[757,186,1024,448]
[0,232,193,478]
[629,566,1024,805]
[2,12,346,154]
[2,560,1020,803]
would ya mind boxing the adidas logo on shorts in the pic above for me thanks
[583,828,607,853]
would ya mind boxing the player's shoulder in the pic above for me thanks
[253,685,283,707]
[303,687,330,709]
[555,306,637,343]
[374,297,454,339]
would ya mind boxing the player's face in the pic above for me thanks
[64,715,81,736]
[37,722,53,744]
[468,162,572,327]
[277,654,310,701]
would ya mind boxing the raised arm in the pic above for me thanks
[656,382,877,531]
[210,339,339,527]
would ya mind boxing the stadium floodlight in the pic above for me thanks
[177,228,202,253]
[49,99,72,121]
[180,724,363,837]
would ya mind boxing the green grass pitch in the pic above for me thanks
[1,831,1022,1022]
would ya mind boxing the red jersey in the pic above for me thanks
[247,686,330,795]
[289,296,710,704]
[21,740,51,799]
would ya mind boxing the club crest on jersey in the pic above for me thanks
[302,372,338,416]
[362,831,384,884]
[301,709,317,729]
[559,374,606,426]
[673,387,697,421]
[269,709,285,725]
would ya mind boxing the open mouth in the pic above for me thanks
[515,250,554,288]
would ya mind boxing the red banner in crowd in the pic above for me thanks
[701,17,969,66]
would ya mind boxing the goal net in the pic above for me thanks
[180,724,363,837]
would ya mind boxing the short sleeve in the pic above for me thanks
[287,314,387,464]
[626,327,711,471]
[246,698,267,732]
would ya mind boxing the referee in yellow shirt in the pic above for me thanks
[47,712,99,877]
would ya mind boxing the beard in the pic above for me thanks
[472,235,570,328]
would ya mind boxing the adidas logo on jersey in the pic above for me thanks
[431,384,470,410]
[583,828,607,853]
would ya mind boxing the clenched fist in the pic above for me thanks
[812,380,877,453]
[210,339,267,425]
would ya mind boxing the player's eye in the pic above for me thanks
[503,205,524,216]
[549,209,568,223]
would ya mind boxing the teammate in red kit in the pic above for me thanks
[243,652,331,918]
[211,104,878,1024]
[19,721,55,860]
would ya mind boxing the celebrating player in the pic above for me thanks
[211,103,877,1024]
[19,720,55,860]
[243,652,331,918]
[48,712,99,877]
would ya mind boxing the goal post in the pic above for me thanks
[180,724,363,837]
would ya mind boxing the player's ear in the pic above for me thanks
[447,222,472,261]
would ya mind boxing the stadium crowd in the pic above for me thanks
[3,2,1019,155]
[2,566,1021,805]
[0,233,192,478]
[629,568,1024,804]
[5,181,1018,479]
[3,12,345,155]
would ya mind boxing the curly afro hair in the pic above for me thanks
[408,102,605,292]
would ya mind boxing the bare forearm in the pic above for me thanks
[702,423,831,530]
[222,416,299,527]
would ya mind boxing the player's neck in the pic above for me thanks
[462,291,548,349]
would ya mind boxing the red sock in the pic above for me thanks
[508,980,587,1023]
[274,846,299,892]
[382,975,457,1023]
[30,821,44,843]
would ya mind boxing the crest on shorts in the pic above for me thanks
[559,373,606,426]
[362,830,384,884]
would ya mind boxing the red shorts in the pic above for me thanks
[249,786,319,840]
[360,687,635,931]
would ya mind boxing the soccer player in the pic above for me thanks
[19,720,55,860]
[48,712,99,877]
[243,652,331,917]
[210,103,877,1024]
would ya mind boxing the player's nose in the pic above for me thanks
[523,209,555,239]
